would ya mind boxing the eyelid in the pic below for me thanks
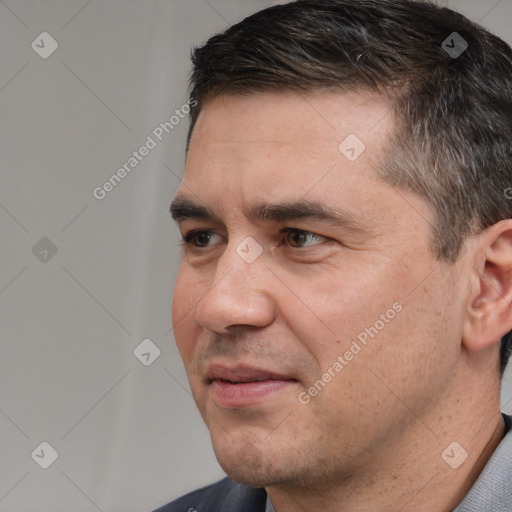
[281,227,327,238]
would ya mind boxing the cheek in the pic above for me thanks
[172,267,201,363]
[171,269,189,321]
[279,266,396,356]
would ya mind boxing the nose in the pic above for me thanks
[193,243,276,334]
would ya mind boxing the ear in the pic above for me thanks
[463,219,512,352]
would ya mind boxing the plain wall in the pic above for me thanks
[0,1,511,511]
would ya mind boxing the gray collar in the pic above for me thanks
[265,496,276,512]
[452,414,512,511]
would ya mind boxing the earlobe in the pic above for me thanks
[462,220,512,353]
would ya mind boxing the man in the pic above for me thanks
[155,0,512,510]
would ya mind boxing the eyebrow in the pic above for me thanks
[170,196,371,233]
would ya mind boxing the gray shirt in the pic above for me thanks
[266,415,512,512]
[453,414,512,511]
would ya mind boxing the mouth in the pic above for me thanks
[205,364,298,408]
[205,364,295,384]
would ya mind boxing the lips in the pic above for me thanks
[205,364,295,384]
[205,364,297,407]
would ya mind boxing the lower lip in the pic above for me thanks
[210,379,295,408]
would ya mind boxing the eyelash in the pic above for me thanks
[179,228,326,249]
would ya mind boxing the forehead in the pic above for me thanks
[181,91,401,220]
[189,90,394,157]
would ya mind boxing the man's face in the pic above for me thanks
[171,91,468,488]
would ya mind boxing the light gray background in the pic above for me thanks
[1,1,511,511]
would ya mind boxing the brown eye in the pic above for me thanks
[182,230,222,248]
[284,229,327,248]
[194,231,213,247]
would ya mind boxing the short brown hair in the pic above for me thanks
[186,0,512,371]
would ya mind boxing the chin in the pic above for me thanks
[223,469,272,488]
[212,437,288,488]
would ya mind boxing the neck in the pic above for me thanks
[266,385,505,512]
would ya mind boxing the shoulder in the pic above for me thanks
[152,476,267,512]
